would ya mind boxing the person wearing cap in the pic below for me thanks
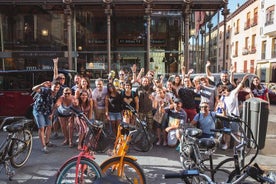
[32,81,61,153]
[162,98,187,147]
[190,102,216,138]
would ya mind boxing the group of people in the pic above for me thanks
[32,58,270,154]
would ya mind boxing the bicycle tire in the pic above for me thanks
[9,129,33,168]
[213,157,236,183]
[56,157,103,184]
[100,157,146,184]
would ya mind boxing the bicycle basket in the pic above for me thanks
[131,125,154,152]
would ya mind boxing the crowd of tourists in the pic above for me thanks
[32,58,270,154]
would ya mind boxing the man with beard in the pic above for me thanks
[136,76,155,133]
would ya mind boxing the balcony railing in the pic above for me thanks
[242,48,249,55]
[244,21,250,30]
[261,52,266,59]
[250,47,256,54]
[251,17,258,27]
[265,20,274,26]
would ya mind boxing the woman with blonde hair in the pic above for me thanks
[55,87,76,147]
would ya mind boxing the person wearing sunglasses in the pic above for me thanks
[190,102,216,139]
[32,81,61,153]
[54,87,76,148]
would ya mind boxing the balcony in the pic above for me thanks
[251,17,258,27]
[242,48,249,55]
[263,20,276,36]
[244,21,250,30]
[250,47,256,54]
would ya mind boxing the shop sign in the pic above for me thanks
[12,51,65,58]
[86,62,105,70]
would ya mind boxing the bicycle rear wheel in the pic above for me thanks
[56,157,103,184]
[100,157,146,184]
[9,129,33,168]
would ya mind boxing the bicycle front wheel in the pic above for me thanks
[9,129,33,168]
[100,157,146,184]
[56,157,103,184]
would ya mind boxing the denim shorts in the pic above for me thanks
[33,109,52,128]
[109,112,122,121]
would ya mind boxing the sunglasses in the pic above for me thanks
[64,93,71,95]
[60,77,65,80]
[119,74,125,76]
[200,106,208,108]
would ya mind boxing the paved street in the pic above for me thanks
[0,105,276,184]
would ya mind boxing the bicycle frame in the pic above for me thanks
[110,123,138,176]
[57,145,96,183]
[0,117,33,180]
[56,106,104,183]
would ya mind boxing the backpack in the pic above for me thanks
[196,112,216,129]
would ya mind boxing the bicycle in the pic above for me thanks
[177,113,271,183]
[164,163,275,184]
[0,117,33,180]
[100,103,151,184]
[55,106,105,184]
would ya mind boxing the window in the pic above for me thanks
[252,8,258,26]
[245,12,250,30]
[251,34,256,53]
[272,38,276,58]
[245,37,249,49]
[235,41,239,57]
[235,19,240,34]
[265,5,274,26]
[262,41,266,59]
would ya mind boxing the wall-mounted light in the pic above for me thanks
[77,46,83,51]
[150,57,154,62]
[41,29,48,36]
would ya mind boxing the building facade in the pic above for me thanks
[0,0,226,78]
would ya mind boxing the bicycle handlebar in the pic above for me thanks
[215,114,242,123]
[69,106,103,128]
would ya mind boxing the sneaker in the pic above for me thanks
[41,146,49,154]
[221,144,228,150]
[163,142,167,146]
[156,141,161,146]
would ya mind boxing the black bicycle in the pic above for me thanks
[0,117,33,180]
[174,113,275,183]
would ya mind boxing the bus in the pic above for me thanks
[0,69,75,118]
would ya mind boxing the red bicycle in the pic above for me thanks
[55,107,105,184]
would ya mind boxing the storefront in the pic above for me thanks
[0,0,225,78]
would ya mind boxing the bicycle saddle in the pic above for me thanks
[197,138,217,149]
[185,128,202,137]
[3,123,24,133]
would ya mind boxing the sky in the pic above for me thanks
[228,0,247,14]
